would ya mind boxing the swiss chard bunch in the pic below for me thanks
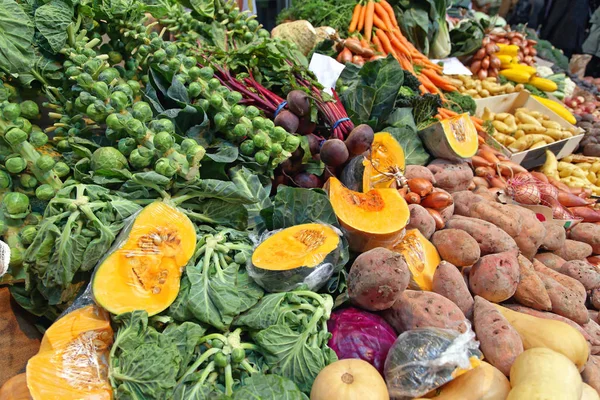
[234,289,337,393]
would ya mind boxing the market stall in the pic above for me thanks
[1,0,600,399]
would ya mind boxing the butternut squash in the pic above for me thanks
[310,359,389,400]
[582,383,600,400]
[327,177,409,252]
[92,201,196,316]
[392,229,441,291]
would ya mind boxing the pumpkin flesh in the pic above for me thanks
[0,374,31,400]
[392,229,441,291]
[92,201,196,316]
[421,114,478,161]
[362,132,406,192]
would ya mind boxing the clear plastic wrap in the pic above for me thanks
[383,322,482,400]
[247,222,343,292]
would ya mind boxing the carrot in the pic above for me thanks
[364,1,375,42]
[374,2,394,31]
[372,36,384,53]
[388,33,412,60]
[357,1,367,31]
[420,68,456,91]
[349,3,363,33]
[379,0,399,28]
[373,13,389,31]
[360,38,369,48]
[418,74,440,94]
[375,29,394,55]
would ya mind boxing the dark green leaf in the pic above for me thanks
[0,0,35,74]
[163,321,206,376]
[385,125,430,166]
[271,186,337,229]
[204,141,239,163]
[34,0,74,54]
[180,198,248,230]
[231,374,309,400]
[230,166,272,231]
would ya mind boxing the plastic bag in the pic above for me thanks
[384,322,482,399]
[247,222,343,292]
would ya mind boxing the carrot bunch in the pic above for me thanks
[347,0,457,96]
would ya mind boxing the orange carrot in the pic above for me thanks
[418,74,440,94]
[388,33,412,60]
[360,38,369,48]
[379,0,399,28]
[357,1,367,31]
[372,36,384,53]
[364,1,375,42]
[374,2,394,31]
[375,29,394,55]
[349,3,363,33]
[373,13,389,31]
[420,68,456,91]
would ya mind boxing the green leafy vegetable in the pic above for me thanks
[385,108,431,166]
[34,0,74,54]
[0,0,35,75]
[231,374,309,400]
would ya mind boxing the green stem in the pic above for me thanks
[224,363,234,396]
[240,343,258,351]
[240,359,258,374]
[178,347,220,385]
[197,361,215,385]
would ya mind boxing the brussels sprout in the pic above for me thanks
[14,117,32,134]
[114,83,134,98]
[226,91,243,105]
[180,138,197,153]
[79,91,96,107]
[150,37,163,51]
[27,131,48,148]
[155,157,178,177]
[264,119,275,130]
[214,112,229,129]
[105,113,123,131]
[197,99,210,112]
[168,58,181,72]
[150,119,175,134]
[209,94,223,109]
[231,347,246,363]
[253,131,270,149]
[138,44,151,57]
[125,118,146,139]
[199,67,214,80]
[254,150,269,165]
[72,54,88,66]
[240,140,255,156]
[182,56,196,69]
[153,49,167,62]
[65,66,81,77]
[53,161,70,178]
[91,147,129,173]
[24,212,42,226]
[271,126,287,143]
[283,135,301,152]
[245,106,260,118]
[35,184,55,201]
[0,170,11,189]
[5,128,28,146]
[233,123,248,139]
[118,138,137,156]
[188,66,202,80]
[31,124,42,132]
[270,143,283,155]
[258,29,270,38]
[110,91,130,112]
[252,117,266,130]
[108,51,123,65]
[0,219,6,236]
[10,247,23,266]
[243,31,254,42]
[217,86,230,96]
[165,44,178,57]
[208,78,221,91]
[86,102,108,122]
[19,100,39,119]
[132,102,153,123]
[129,148,154,169]
[98,68,121,84]
[83,58,103,75]
[77,73,94,88]
[3,192,30,217]
[20,174,37,189]
[214,352,228,368]
[231,105,245,119]
[188,82,202,98]
[5,157,27,174]
[2,103,21,121]
[127,80,141,96]
[56,139,71,152]
[92,81,110,100]
[186,145,205,161]
[154,131,175,153]
[36,155,56,172]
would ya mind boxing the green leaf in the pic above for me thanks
[180,198,248,230]
[163,322,206,376]
[271,186,337,229]
[0,0,35,74]
[230,166,272,231]
[385,125,431,166]
[231,374,309,400]
[190,0,215,18]
[204,141,239,163]
[34,0,74,54]
[234,292,288,330]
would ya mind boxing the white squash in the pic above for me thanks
[310,359,388,400]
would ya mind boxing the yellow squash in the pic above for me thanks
[392,229,441,291]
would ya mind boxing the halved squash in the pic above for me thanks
[26,305,113,400]
[340,132,405,192]
[392,229,441,291]
[0,374,31,400]
[92,201,196,316]
[249,223,342,292]
[420,114,478,161]
[327,177,409,253]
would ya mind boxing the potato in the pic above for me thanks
[541,221,566,251]
[382,290,467,334]
[347,247,410,311]
[469,201,522,237]
[427,159,474,193]
[504,205,546,259]
[514,255,551,311]
[583,356,600,394]
[407,204,436,240]
[404,165,436,184]
[553,239,594,261]
[446,215,518,256]
[432,261,474,319]
[431,229,480,267]
[469,249,520,303]
[570,223,600,254]
[560,260,600,291]
[451,191,486,216]
[536,272,589,325]
[473,296,523,376]
[534,252,567,270]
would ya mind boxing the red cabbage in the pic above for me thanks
[327,307,397,373]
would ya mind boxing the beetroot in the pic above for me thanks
[274,110,299,133]
[296,117,317,135]
[294,172,321,188]
[327,307,397,373]
[287,90,310,117]
[345,124,374,155]
[306,133,321,155]
[320,139,349,167]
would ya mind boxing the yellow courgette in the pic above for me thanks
[497,55,514,67]
[500,68,533,84]
[497,44,519,57]
[508,63,537,75]
[529,76,558,92]
[532,96,576,125]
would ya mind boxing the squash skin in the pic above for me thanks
[420,114,478,161]
[327,177,409,253]
[249,223,342,292]
[92,201,196,316]
[310,359,389,400]
[0,374,31,400]
[494,303,589,371]
[582,383,600,400]
[392,229,441,291]
[508,348,582,400]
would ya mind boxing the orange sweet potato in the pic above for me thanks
[541,221,567,252]
[470,201,523,237]
[446,215,518,256]
[536,272,589,324]
[469,249,520,303]
[553,239,594,261]
[451,191,486,217]
[534,252,567,271]
[404,165,436,184]
[570,223,600,255]
[504,204,546,259]
[407,204,436,240]
[432,261,474,319]
[427,159,474,193]
[514,255,551,311]
[431,229,480,267]
[533,259,588,300]
[473,296,523,376]
[560,260,600,291]
[583,355,600,394]
[583,318,600,355]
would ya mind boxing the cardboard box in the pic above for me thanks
[474,92,584,170]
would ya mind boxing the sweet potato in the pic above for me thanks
[473,296,523,376]
[583,355,600,394]
[541,221,567,251]
[431,229,480,267]
[583,318,600,355]
[503,204,546,259]
[570,223,600,254]
[532,259,588,301]
[560,260,600,291]
[432,261,474,319]
[451,191,486,217]
[589,310,599,323]
[347,247,410,311]
[536,272,589,324]
[382,290,467,333]
[534,252,567,271]
[446,215,518,256]
[469,249,520,303]
[404,165,436,184]
[592,289,600,310]
[407,204,436,240]
[553,239,594,261]
[470,201,522,237]
[427,159,474,193]
[514,255,552,311]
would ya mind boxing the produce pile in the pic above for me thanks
[1,0,600,399]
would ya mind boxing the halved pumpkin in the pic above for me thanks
[249,223,342,292]
[0,374,31,400]
[420,114,478,161]
[92,201,196,316]
[392,229,441,291]
[26,305,113,400]
[327,177,409,253]
[340,132,406,192]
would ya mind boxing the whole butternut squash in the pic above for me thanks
[310,359,388,400]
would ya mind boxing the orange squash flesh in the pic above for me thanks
[92,201,196,316]
[393,229,441,291]
[421,114,478,161]
[362,132,406,192]
[327,177,409,252]
[26,305,113,400]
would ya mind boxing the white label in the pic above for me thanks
[0,240,9,277]
[308,53,346,95]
